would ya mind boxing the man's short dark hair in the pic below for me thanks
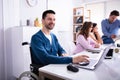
[42,10,55,19]
[110,10,119,16]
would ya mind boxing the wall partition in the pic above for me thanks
[0,0,5,80]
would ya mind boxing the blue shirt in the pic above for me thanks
[101,19,120,37]
[30,30,72,65]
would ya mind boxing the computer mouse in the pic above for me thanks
[79,61,89,66]
[67,64,79,72]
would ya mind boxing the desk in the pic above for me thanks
[39,45,120,80]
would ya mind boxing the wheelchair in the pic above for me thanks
[18,42,43,80]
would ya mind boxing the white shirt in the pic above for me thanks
[44,33,52,44]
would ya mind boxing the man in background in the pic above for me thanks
[101,10,120,44]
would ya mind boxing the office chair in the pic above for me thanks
[18,42,42,80]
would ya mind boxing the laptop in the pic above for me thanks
[73,44,113,70]
[86,48,102,53]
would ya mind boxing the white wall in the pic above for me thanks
[105,0,120,19]
[83,0,111,3]
[73,0,111,7]
[20,0,47,26]
[3,0,20,79]
[3,0,46,80]
[0,0,5,80]
[48,0,73,43]
[48,0,73,31]
[73,0,84,7]
[85,2,105,35]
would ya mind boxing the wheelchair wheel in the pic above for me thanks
[18,71,39,80]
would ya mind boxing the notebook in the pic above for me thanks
[73,44,113,70]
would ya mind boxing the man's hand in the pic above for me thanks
[73,55,89,63]
[62,53,69,57]
[111,34,116,38]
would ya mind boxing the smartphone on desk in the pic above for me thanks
[105,49,113,59]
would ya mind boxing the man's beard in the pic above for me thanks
[45,23,55,30]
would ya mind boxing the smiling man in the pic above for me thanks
[30,10,89,66]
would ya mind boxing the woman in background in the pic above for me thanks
[73,21,100,54]
[90,23,103,44]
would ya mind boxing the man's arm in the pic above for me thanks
[31,35,72,65]
[51,34,68,56]
[31,32,89,65]
[101,20,111,37]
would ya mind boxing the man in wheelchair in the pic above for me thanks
[30,10,89,80]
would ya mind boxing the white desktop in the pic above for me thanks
[39,44,120,80]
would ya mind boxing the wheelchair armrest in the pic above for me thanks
[30,64,44,76]
[30,64,44,69]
